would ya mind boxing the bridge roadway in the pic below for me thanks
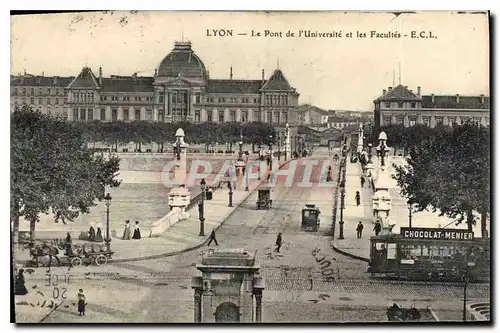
[37,149,490,323]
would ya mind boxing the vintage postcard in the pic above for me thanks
[10,11,490,323]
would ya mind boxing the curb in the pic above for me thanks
[427,306,440,322]
[331,241,370,262]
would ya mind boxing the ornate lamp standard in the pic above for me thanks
[339,187,345,239]
[198,178,206,236]
[268,135,273,171]
[462,271,470,321]
[407,200,413,228]
[277,132,281,162]
[228,180,234,207]
[104,193,112,250]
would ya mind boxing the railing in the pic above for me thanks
[184,180,223,212]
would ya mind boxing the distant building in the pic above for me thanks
[9,73,73,118]
[297,104,332,126]
[373,84,490,131]
[10,41,300,125]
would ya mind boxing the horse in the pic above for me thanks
[29,243,61,268]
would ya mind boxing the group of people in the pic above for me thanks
[122,220,141,240]
[82,224,103,242]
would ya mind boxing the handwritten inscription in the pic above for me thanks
[312,248,336,282]
[207,29,437,39]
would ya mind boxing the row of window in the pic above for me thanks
[265,94,289,106]
[383,115,485,127]
[98,96,154,102]
[15,97,63,105]
[205,97,259,104]
[73,108,153,122]
[375,243,486,260]
[384,101,417,109]
[13,87,63,96]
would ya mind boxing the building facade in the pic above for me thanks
[374,84,490,131]
[10,41,300,125]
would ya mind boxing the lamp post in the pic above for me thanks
[462,272,469,322]
[269,135,273,171]
[367,143,373,162]
[408,201,413,228]
[339,187,345,239]
[104,193,112,249]
[245,164,249,191]
[198,178,206,236]
[228,180,233,207]
[277,132,281,162]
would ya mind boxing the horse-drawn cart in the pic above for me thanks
[29,241,114,268]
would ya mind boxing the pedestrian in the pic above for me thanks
[355,191,361,206]
[95,223,103,242]
[360,176,365,188]
[122,220,131,240]
[132,221,142,240]
[374,220,382,236]
[14,268,28,295]
[356,221,364,239]
[88,225,96,242]
[207,228,219,246]
[275,233,283,253]
[65,232,73,256]
[77,289,86,316]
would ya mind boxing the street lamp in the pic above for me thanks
[228,180,234,207]
[408,201,413,228]
[104,193,112,249]
[245,164,249,191]
[462,271,470,322]
[339,187,345,239]
[277,132,281,162]
[198,178,206,236]
[269,135,273,171]
[367,143,373,162]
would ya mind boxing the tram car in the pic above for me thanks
[367,227,490,282]
[256,185,273,210]
[301,204,321,231]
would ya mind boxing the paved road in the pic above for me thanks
[29,152,490,323]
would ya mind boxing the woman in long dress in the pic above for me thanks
[122,220,131,240]
[14,269,28,295]
[77,289,86,316]
[132,221,141,240]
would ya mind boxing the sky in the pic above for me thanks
[10,11,489,111]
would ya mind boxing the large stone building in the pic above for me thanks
[10,41,300,124]
[374,84,490,131]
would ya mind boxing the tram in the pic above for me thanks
[367,227,490,282]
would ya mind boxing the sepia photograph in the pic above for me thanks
[9,10,491,324]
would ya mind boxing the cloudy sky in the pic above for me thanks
[10,11,489,110]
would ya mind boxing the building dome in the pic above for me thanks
[157,41,208,79]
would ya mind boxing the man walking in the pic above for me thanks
[373,220,382,236]
[207,228,219,246]
[356,221,364,239]
[275,233,283,253]
[360,176,365,188]
[355,191,361,206]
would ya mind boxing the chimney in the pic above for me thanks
[262,69,265,81]
[154,69,157,76]
[417,86,421,97]
[456,94,460,103]
[480,94,485,104]
[404,85,408,89]
[24,69,26,75]
[53,76,58,85]
[383,89,387,95]
[388,87,392,91]
[431,93,435,103]
[99,67,103,85]
[42,71,44,77]
[230,66,233,80]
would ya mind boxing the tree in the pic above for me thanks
[10,107,121,244]
[393,121,490,236]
